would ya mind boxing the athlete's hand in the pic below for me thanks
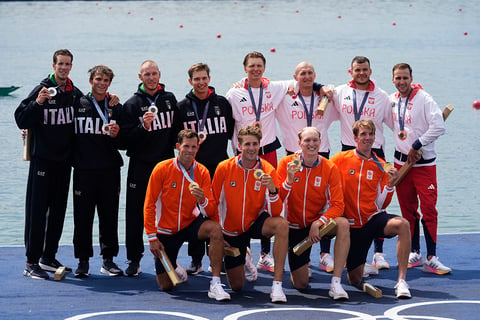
[149,239,164,258]
[108,93,120,106]
[319,85,333,102]
[407,148,422,164]
[143,111,155,130]
[36,87,52,105]
[308,220,324,244]
[107,123,120,138]
[190,185,206,204]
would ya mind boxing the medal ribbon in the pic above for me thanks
[397,89,413,133]
[352,89,370,121]
[176,158,195,183]
[247,83,263,122]
[191,99,210,133]
[89,93,109,124]
[297,93,315,127]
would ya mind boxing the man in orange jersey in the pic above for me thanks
[331,119,412,299]
[212,125,289,303]
[277,127,350,300]
[144,129,230,301]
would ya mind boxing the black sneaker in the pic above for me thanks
[39,257,72,273]
[75,260,90,278]
[101,259,124,277]
[24,263,49,280]
[125,261,141,277]
[186,261,204,275]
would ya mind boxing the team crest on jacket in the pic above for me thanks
[349,169,355,175]
[368,97,375,104]
[171,182,177,188]
[314,176,322,187]
[265,91,272,99]
[214,105,221,116]
[165,100,172,110]
[294,177,300,183]
[367,170,374,180]
[230,181,236,187]
[254,181,262,191]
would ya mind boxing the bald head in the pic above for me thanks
[294,61,315,75]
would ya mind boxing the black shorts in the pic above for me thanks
[288,226,335,272]
[347,212,399,271]
[154,215,207,274]
[223,212,270,270]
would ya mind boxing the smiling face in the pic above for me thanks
[350,61,372,89]
[238,134,260,168]
[189,69,211,98]
[139,61,160,95]
[354,124,375,153]
[52,55,72,84]
[298,127,321,157]
[393,68,413,97]
[176,137,199,168]
[294,62,316,93]
[244,57,265,86]
[89,72,112,99]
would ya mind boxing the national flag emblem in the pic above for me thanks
[214,106,221,116]
[367,170,374,180]
[368,97,375,104]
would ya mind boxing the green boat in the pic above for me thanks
[0,86,21,96]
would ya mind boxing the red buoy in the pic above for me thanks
[270,48,276,53]
[473,101,480,110]
[217,34,222,38]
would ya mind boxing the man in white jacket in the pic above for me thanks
[390,63,451,275]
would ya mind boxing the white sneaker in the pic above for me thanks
[372,252,390,269]
[257,253,274,272]
[422,256,452,275]
[318,253,334,273]
[244,247,258,282]
[329,281,349,300]
[175,264,188,283]
[408,252,423,268]
[363,263,379,277]
[270,284,287,303]
[394,279,412,299]
[208,281,231,301]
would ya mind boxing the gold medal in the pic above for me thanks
[398,130,407,140]
[189,182,199,192]
[383,162,393,172]
[292,155,301,169]
[253,169,263,179]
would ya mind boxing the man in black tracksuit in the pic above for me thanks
[72,65,124,278]
[173,63,234,274]
[15,49,82,280]
[120,60,177,276]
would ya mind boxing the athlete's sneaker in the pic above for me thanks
[270,284,287,303]
[39,257,72,273]
[363,263,379,277]
[186,261,204,275]
[244,247,258,282]
[208,281,231,301]
[329,281,349,300]
[394,279,412,299]
[24,263,49,280]
[175,264,188,283]
[422,256,452,275]
[125,261,141,277]
[372,252,390,270]
[318,253,334,273]
[408,252,423,268]
[101,259,124,277]
[257,253,274,272]
[75,260,89,278]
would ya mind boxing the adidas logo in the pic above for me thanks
[240,97,247,102]
[427,184,435,190]
[292,101,299,106]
